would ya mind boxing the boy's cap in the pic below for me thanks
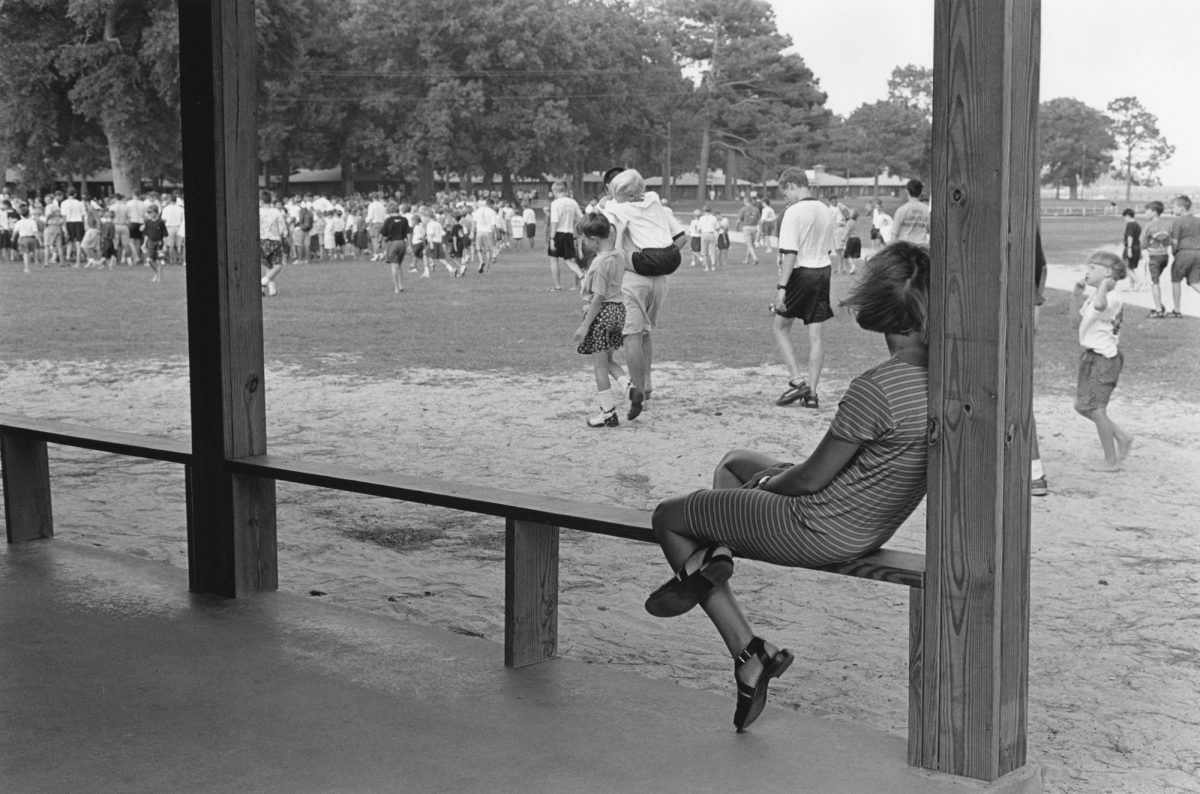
[602,167,624,186]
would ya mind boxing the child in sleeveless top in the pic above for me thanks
[574,212,629,428]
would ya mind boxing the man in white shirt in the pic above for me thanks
[471,198,500,273]
[365,192,387,261]
[521,204,537,249]
[771,167,837,409]
[59,190,86,266]
[547,181,583,290]
[697,206,720,270]
[259,190,288,296]
[160,192,186,266]
[891,179,931,245]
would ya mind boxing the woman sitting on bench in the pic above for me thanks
[647,241,931,732]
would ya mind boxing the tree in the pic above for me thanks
[666,0,828,198]
[836,101,931,184]
[1038,97,1115,199]
[1106,96,1174,200]
[887,63,933,121]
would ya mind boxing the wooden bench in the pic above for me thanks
[2,416,926,757]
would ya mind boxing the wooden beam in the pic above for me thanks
[924,0,1039,780]
[177,0,276,597]
[921,0,1036,782]
[504,518,559,668]
[2,434,53,542]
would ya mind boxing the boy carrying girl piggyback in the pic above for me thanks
[1072,250,1134,471]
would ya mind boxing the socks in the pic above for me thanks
[597,388,615,413]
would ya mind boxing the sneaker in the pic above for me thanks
[457,265,467,277]
[775,380,812,406]
[1030,476,1048,497]
[267,281,278,296]
[587,409,619,428]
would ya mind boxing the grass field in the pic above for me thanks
[1,214,1195,402]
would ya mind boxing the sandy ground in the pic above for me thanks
[2,320,1198,793]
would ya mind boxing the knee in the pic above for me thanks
[651,497,685,542]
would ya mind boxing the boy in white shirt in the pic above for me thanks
[1071,251,1134,470]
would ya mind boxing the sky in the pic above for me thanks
[769,0,1200,186]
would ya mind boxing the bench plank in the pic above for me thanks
[0,415,191,465]
[232,454,924,588]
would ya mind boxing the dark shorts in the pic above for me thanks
[690,236,701,252]
[775,265,833,324]
[1147,254,1169,283]
[65,221,85,243]
[18,236,38,254]
[385,240,408,265]
[760,220,776,236]
[1171,250,1200,285]
[412,242,426,259]
[259,238,284,268]
[128,222,143,241]
[1075,349,1122,412]
[525,223,536,238]
[334,231,345,248]
[844,236,862,258]
[428,241,445,260]
[551,231,576,261]
[1034,260,1048,307]
[1124,250,1140,269]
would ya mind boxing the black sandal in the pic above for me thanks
[644,545,733,618]
[733,637,795,732]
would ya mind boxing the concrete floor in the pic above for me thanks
[0,541,1040,793]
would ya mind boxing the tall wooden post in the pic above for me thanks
[177,0,276,597]
[920,0,1039,780]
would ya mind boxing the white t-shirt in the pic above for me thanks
[760,205,777,225]
[161,202,185,229]
[127,198,146,223]
[1078,291,1123,358]
[522,207,536,225]
[602,191,682,249]
[472,205,498,234]
[697,212,720,235]
[258,205,287,241]
[366,199,387,225]
[778,197,837,269]
[60,197,86,223]
[549,195,582,234]
[873,209,894,243]
[14,217,39,238]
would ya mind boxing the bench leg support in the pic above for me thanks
[504,518,559,668]
[2,434,53,543]
[907,586,925,765]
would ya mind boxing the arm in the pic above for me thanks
[1090,276,1116,311]
[776,250,797,305]
[757,430,861,496]
[574,290,604,344]
[1070,279,1087,314]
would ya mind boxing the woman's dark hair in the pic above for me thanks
[841,241,930,340]
[579,211,612,239]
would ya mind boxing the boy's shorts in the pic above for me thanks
[844,236,862,258]
[774,265,833,324]
[1074,349,1122,412]
[622,272,668,335]
[1147,254,1169,283]
[65,221,85,243]
[385,240,408,265]
[551,231,576,261]
[18,236,37,254]
[1171,250,1200,285]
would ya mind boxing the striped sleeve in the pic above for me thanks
[828,374,892,443]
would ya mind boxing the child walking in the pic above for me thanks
[645,241,931,732]
[1071,250,1134,470]
[573,212,629,428]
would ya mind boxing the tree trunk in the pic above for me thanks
[501,172,514,201]
[339,154,355,196]
[1124,151,1133,201]
[104,122,142,197]
[697,124,711,205]
[417,158,434,199]
[725,149,737,200]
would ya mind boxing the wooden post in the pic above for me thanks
[177,0,276,597]
[504,518,559,668]
[922,0,1040,780]
[1,434,53,542]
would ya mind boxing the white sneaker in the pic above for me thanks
[587,409,619,428]
[267,281,278,296]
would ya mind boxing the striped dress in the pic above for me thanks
[681,356,928,567]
